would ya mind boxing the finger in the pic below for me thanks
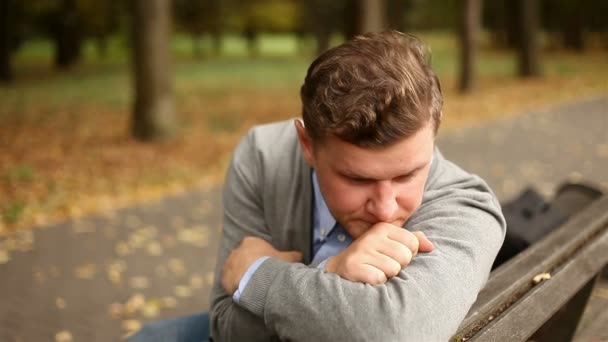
[413,231,434,253]
[386,228,420,256]
[376,239,413,267]
[366,252,403,279]
[359,264,388,285]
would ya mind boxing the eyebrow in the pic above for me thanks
[339,163,426,181]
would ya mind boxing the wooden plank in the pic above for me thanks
[573,274,608,341]
[529,275,598,341]
[453,195,608,340]
[469,225,608,341]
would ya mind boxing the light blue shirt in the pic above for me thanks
[233,171,353,301]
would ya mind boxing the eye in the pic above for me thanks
[349,177,371,184]
[343,174,372,185]
[395,172,415,183]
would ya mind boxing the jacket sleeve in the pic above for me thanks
[229,149,506,342]
[209,131,277,341]
[211,132,505,341]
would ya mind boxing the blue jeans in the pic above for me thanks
[126,311,210,342]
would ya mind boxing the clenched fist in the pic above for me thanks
[325,223,434,285]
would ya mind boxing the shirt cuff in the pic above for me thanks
[317,258,329,270]
[233,256,270,302]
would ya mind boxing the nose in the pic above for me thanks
[366,180,398,222]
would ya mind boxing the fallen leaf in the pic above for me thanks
[206,272,215,286]
[177,227,209,248]
[168,258,186,276]
[55,297,66,309]
[74,263,97,279]
[142,301,161,318]
[174,285,192,298]
[122,319,142,339]
[146,241,163,256]
[532,272,551,284]
[0,249,9,264]
[109,303,125,319]
[129,276,149,289]
[161,296,177,308]
[55,330,73,342]
[125,293,145,314]
[190,274,203,289]
[115,241,131,256]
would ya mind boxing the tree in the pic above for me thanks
[359,0,387,33]
[50,0,84,69]
[344,0,387,40]
[386,0,411,32]
[0,0,14,82]
[174,0,223,58]
[130,0,177,141]
[517,0,540,77]
[300,0,344,56]
[458,0,483,92]
[78,0,122,59]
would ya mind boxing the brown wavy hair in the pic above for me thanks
[300,30,443,147]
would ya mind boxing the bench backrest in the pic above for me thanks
[452,194,608,341]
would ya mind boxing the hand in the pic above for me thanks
[222,236,302,295]
[324,223,434,285]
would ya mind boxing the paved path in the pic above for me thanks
[0,97,606,341]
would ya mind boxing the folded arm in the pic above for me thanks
[210,134,505,341]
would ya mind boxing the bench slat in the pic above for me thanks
[453,195,608,340]
[469,225,608,341]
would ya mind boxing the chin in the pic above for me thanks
[343,220,373,239]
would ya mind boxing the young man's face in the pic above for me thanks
[297,121,435,239]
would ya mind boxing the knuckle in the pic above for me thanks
[402,248,413,265]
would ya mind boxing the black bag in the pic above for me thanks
[492,182,603,270]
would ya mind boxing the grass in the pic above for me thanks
[0,32,607,232]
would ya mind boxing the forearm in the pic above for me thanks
[238,256,469,341]
[236,184,505,341]
[209,292,274,342]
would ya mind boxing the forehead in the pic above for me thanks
[315,124,435,178]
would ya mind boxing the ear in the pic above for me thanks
[294,119,316,167]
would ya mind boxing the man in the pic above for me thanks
[130,31,505,341]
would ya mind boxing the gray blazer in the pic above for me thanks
[210,120,506,341]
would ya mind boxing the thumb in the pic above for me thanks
[414,231,434,253]
[277,250,303,263]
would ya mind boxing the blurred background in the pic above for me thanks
[0,1,607,340]
[1,0,607,232]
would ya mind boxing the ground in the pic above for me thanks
[0,96,606,341]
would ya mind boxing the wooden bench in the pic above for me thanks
[452,191,608,341]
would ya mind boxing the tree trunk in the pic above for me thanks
[358,0,386,34]
[458,0,483,92]
[0,0,13,82]
[344,0,387,39]
[53,0,83,69]
[561,10,585,51]
[130,0,177,141]
[244,22,258,58]
[518,0,540,77]
[315,30,331,56]
[505,0,520,49]
[343,0,359,40]
[386,0,410,32]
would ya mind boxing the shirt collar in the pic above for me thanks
[312,171,337,231]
